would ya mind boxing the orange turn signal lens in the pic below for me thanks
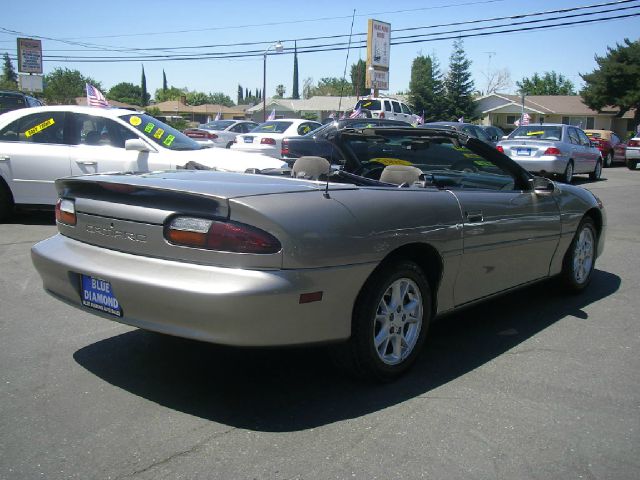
[55,198,76,226]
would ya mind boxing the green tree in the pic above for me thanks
[209,92,234,107]
[154,86,185,102]
[1,53,18,90]
[107,82,143,105]
[186,91,209,105]
[43,68,103,104]
[516,71,576,95]
[350,60,366,97]
[581,38,640,127]
[237,84,244,104]
[444,39,476,121]
[308,77,353,96]
[274,84,286,98]
[140,65,149,106]
[408,54,446,121]
[292,42,300,99]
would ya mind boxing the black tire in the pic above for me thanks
[226,141,233,149]
[330,260,431,382]
[604,151,613,168]
[589,158,602,181]
[562,160,574,183]
[628,159,638,170]
[560,217,597,293]
[0,181,14,223]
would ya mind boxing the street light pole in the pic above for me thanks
[263,41,284,122]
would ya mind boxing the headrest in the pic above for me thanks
[291,156,331,180]
[379,165,422,185]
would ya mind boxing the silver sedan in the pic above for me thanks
[31,127,606,381]
[497,123,603,183]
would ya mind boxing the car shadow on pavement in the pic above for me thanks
[73,269,620,432]
[6,210,56,226]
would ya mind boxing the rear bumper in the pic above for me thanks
[32,234,376,346]
[230,144,280,158]
[511,156,569,175]
[626,147,640,160]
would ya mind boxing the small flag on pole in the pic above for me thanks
[214,111,221,121]
[522,113,530,126]
[267,108,276,121]
[349,106,362,119]
[86,83,109,108]
[457,116,464,123]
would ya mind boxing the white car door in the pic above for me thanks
[69,113,159,175]
[0,110,70,205]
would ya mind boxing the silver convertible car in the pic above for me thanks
[31,127,606,381]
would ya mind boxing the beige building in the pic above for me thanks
[475,94,637,137]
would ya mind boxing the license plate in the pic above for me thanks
[244,137,254,143]
[81,275,122,317]
[516,148,531,156]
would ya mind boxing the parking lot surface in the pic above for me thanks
[1,168,639,479]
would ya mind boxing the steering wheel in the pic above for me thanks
[451,160,479,173]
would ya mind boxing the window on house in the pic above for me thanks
[561,116,595,129]
[506,115,519,125]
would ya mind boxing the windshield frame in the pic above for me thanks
[119,113,203,151]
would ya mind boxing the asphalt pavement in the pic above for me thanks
[1,167,639,480]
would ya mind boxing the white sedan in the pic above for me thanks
[183,120,259,148]
[0,106,286,219]
[231,119,321,158]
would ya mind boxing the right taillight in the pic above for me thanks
[55,198,76,226]
[281,138,289,156]
[165,216,281,254]
[496,145,504,153]
[628,139,640,147]
[206,132,218,140]
[544,147,562,155]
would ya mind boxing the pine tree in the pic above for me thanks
[238,84,243,104]
[140,64,148,107]
[2,53,18,83]
[292,41,300,99]
[444,39,476,121]
[162,69,168,91]
[409,54,446,121]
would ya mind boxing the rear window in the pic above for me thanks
[355,100,382,111]
[201,120,234,130]
[252,121,292,134]
[511,126,562,141]
[585,131,601,139]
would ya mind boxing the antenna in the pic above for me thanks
[337,9,357,115]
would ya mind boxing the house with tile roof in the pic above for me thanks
[475,93,637,137]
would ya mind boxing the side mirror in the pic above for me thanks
[125,138,150,152]
[530,176,555,194]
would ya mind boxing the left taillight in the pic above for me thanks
[165,216,281,254]
[55,198,76,226]
[260,137,276,145]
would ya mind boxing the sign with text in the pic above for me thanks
[17,38,43,74]
[365,69,389,91]
[367,19,391,69]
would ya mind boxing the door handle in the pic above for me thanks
[76,160,97,165]
[0,155,9,161]
[466,211,484,223]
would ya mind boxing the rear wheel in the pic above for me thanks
[330,260,431,381]
[0,181,14,223]
[560,217,597,292]
[226,141,233,149]
[628,159,638,170]
[589,158,602,181]
[561,160,574,183]
[604,151,613,167]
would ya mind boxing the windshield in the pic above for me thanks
[119,113,202,150]
[355,100,382,111]
[251,121,293,134]
[201,120,234,130]
[511,126,562,141]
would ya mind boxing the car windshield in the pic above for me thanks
[511,126,562,141]
[201,120,235,130]
[341,131,516,190]
[355,100,382,111]
[119,113,202,151]
[251,121,293,134]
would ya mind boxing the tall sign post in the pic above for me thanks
[17,38,44,92]
[366,19,391,96]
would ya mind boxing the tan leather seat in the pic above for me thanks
[291,156,331,180]
[379,165,422,185]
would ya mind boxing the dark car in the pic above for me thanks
[281,118,412,165]
[479,125,506,144]
[420,121,495,145]
[0,90,44,115]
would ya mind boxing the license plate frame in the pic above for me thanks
[516,148,531,156]
[244,137,254,143]
[80,275,122,317]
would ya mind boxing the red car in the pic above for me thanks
[584,130,623,167]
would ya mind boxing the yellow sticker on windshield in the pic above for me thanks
[129,116,142,126]
[302,126,310,134]
[153,128,165,139]
[362,102,372,107]
[472,160,493,167]
[371,158,413,166]
[463,153,483,159]
[144,122,154,133]
[25,118,55,138]
[526,131,545,136]
[163,134,175,147]
[263,125,275,130]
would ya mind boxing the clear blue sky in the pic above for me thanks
[1,0,638,100]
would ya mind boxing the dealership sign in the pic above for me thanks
[366,19,391,91]
[17,38,43,74]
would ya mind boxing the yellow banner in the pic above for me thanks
[25,118,55,138]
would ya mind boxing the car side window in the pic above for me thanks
[229,124,244,133]
[400,103,412,115]
[71,114,138,148]
[384,100,392,112]
[568,128,581,145]
[577,129,592,147]
[392,101,402,113]
[0,111,66,144]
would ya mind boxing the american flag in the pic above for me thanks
[86,83,109,108]
[267,108,276,121]
[349,106,362,119]
[522,113,531,126]
[214,111,221,121]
